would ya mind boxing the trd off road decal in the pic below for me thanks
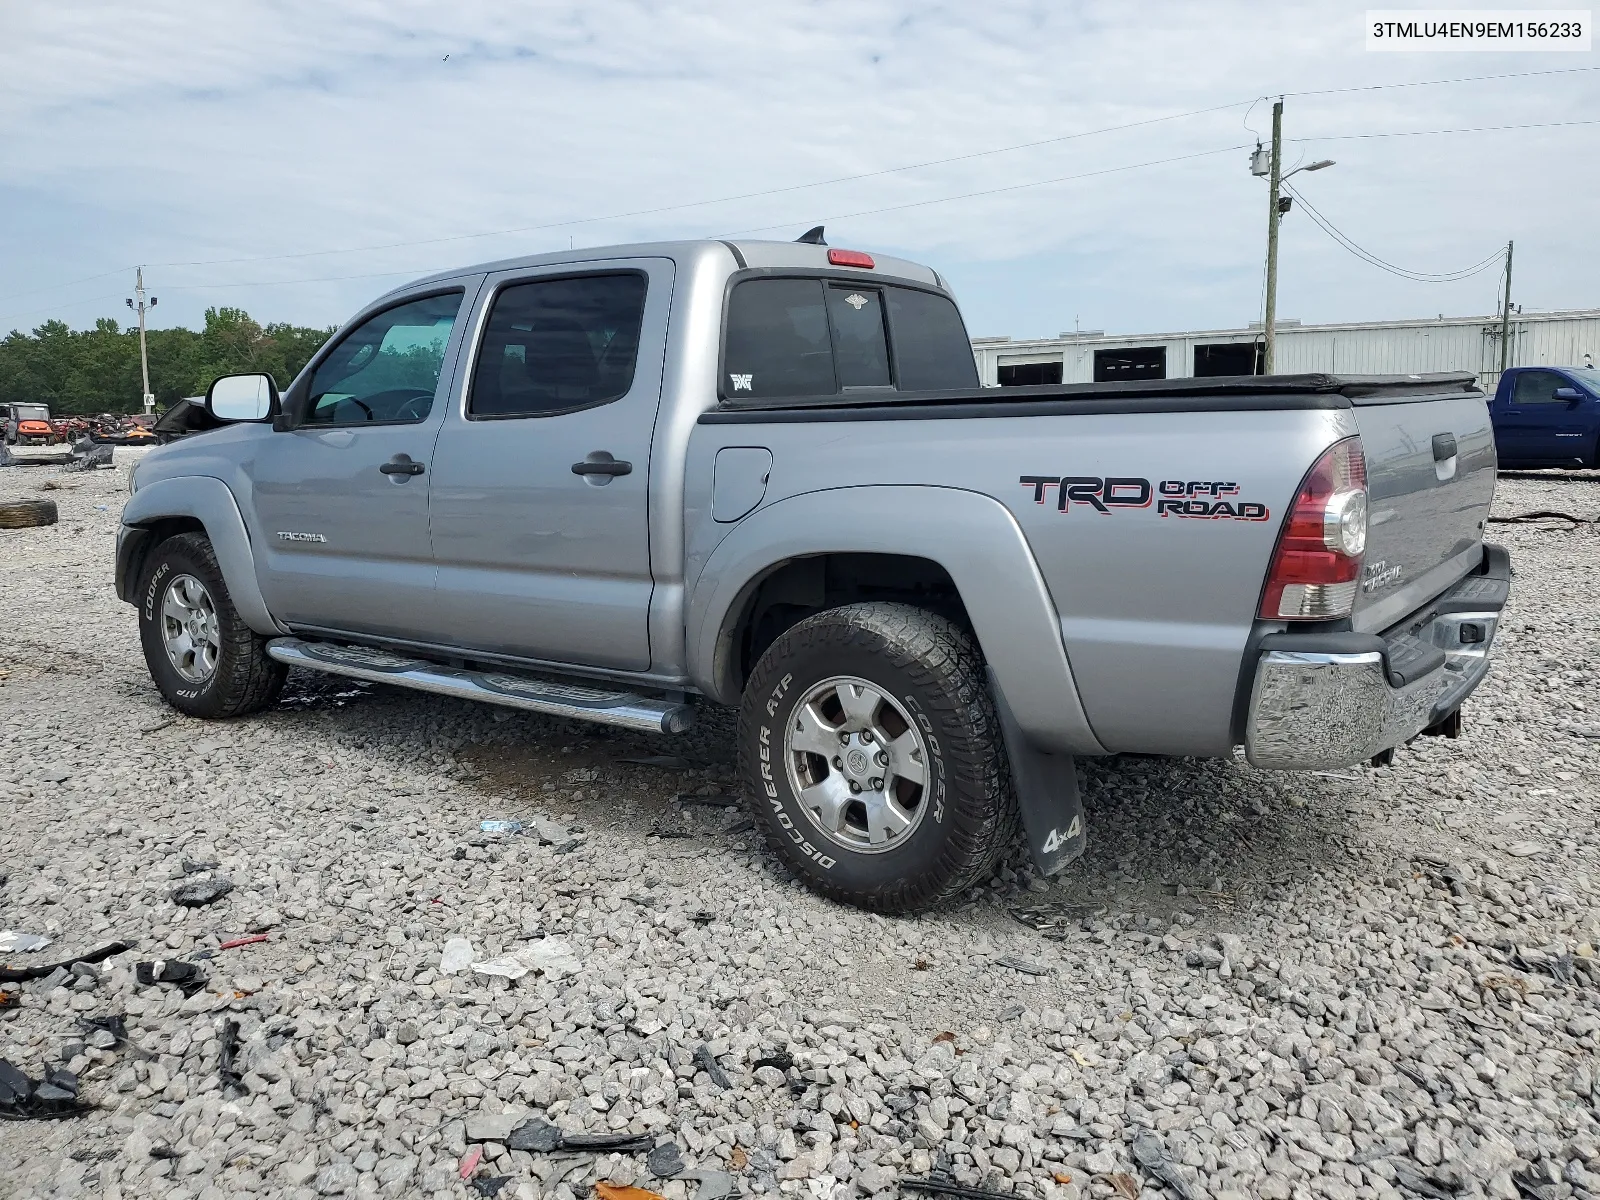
[1019,475,1270,521]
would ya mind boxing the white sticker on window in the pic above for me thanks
[730,373,753,391]
[844,294,868,310]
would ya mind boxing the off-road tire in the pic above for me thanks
[0,499,58,529]
[137,531,286,718]
[737,602,1017,913]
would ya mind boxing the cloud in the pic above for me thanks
[1,0,1595,339]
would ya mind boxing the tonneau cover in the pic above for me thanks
[715,372,1482,412]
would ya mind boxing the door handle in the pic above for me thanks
[379,456,425,476]
[1432,433,1457,461]
[571,452,632,478]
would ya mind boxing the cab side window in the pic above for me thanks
[303,292,464,426]
[1512,370,1565,406]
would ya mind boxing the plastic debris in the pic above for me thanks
[1109,1175,1139,1200]
[134,959,206,995]
[595,1185,668,1200]
[459,1146,483,1179]
[692,1043,731,1090]
[219,1019,248,1098]
[480,820,523,834]
[752,1050,793,1072]
[0,1058,90,1121]
[900,1178,1017,1200]
[218,934,269,951]
[687,911,715,925]
[504,1114,652,1153]
[0,992,15,1011]
[529,816,571,845]
[1,941,130,984]
[77,1014,150,1059]
[440,938,475,974]
[180,858,219,875]
[171,876,233,907]
[471,937,580,981]
[647,1142,686,1178]
[1131,1132,1196,1200]
[506,1116,562,1153]
[472,1178,512,1198]
[0,932,53,954]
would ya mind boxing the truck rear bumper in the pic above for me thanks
[1244,544,1509,771]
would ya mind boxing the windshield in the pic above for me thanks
[16,405,49,421]
[1567,368,1600,394]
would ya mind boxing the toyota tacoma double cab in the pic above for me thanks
[117,234,1509,911]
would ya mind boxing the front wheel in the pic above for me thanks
[737,602,1016,913]
[137,531,286,718]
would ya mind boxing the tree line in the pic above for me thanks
[0,308,334,415]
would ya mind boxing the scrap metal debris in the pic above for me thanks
[1,941,130,984]
[171,875,233,907]
[1131,1131,1197,1200]
[77,1014,152,1060]
[901,1175,1019,1200]
[219,1019,248,1098]
[0,931,53,954]
[1007,902,1106,939]
[0,1059,90,1121]
[693,1043,732,1089]
[994,955,1052,976]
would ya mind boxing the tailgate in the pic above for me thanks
[1347,387,1496,632]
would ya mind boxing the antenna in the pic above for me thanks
[795,226,827,246]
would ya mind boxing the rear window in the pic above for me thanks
[723,276,976,400]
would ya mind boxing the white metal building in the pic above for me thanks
[972,307,1600,393]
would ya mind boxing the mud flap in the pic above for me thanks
[988,669,1086,876]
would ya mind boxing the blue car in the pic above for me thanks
[1490,365,1600,468]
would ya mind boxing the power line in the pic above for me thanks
[1291,116,1600,143]
[3,61,1595,307]
[142,102,1253,273]
[720,144,1251,237]
[1281,181,1505,282]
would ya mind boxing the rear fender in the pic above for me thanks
[686,485,1106,756]
[119,476,284,636]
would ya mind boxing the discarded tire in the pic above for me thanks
[0,499,58,529]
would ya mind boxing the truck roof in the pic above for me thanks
[383,238,945,303]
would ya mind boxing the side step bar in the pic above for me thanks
[266,638,694,734]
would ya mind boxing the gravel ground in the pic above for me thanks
[2,450,1598,1200]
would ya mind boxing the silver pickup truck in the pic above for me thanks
[118,235,1509,911]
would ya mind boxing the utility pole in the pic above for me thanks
[125,267,157,414]
[1262,98,1284,375]
[1498,240,1514,375]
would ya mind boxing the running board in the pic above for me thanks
[265,638,694,734]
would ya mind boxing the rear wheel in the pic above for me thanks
[737,602,1016,913]
[137,532,285,718]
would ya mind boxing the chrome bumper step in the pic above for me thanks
[266,638,694,734]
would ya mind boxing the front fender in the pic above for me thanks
[118,476,285,636]
[686,484,1106,755]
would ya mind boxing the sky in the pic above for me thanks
[0,0,1596,343]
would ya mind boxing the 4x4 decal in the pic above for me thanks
[1020,475,1270,521]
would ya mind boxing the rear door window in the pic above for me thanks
[723,278,835,399]
[886,287,978,389]
[825,285,891,389]
[469,272,648,419]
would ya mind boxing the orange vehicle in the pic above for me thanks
[3,403,56,445]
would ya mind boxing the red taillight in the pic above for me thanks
[827,249,875,268]
[1259,436,1368,620]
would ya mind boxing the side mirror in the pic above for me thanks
[1553,386,1582,404]
[206,373,277,422]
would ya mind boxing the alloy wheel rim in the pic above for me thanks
[160,573,220,684]
[783,674,930,854]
